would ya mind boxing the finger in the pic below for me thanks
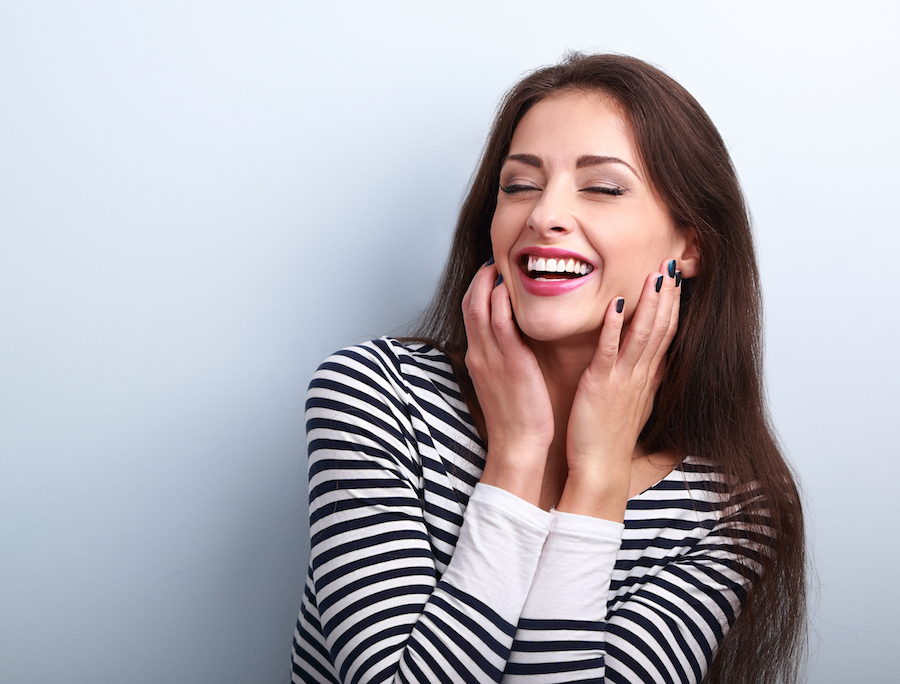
[649,258,678,346]
[662,267,682,351]
[489,278,525,351]
[653,268,682,393]
[618,270,664,368]
[592,295,627,375]
[651,355,668,394]
[461,259,491,314]
[646,259,680,369]
[462,260,498,344]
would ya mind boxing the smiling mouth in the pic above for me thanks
[523,255,594,280]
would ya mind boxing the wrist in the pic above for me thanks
[556,464,630,521]
[479,452,545,507]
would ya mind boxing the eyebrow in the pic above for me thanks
[502,153,542,168]
[576,155,639,177]
[501,153,640,178]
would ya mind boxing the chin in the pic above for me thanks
[515,314,600,345]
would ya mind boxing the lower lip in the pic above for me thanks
[518,268,594,296]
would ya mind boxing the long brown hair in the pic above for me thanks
[413,53,806,683]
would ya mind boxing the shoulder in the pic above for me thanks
[311,337,457,397]
[317,337,450,375]
[626,456,765,532]
[671,456,766,506]
[308,337,471,424]
[305,338,482,497]
[673,456,775,562]
[630,456,729,511]
[616,456,771,600]
[675,456,770,516]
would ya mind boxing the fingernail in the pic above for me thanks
[655,275,663,293]
[495,274,503,286]
[485,256,495,266]
[675,271,682,287]
[616,298,624,314]
[668,259,676,278]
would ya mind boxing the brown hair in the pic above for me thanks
[413,53,805,683]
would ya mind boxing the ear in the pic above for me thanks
[676,229,701,278]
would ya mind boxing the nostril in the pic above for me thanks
[550,226,565,232]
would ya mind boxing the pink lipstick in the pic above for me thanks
[514,246,596,297]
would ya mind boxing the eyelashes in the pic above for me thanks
[499,184,538,195]
[499,184,625,196]
[582,186,624,196]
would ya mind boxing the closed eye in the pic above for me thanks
[582,186,625,196]
[500,184,541,195]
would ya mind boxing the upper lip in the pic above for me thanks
[513,246,596,268]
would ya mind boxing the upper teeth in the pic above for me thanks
[527,255,592,275]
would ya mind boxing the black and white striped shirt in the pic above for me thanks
[292,338,767,683]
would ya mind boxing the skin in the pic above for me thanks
[461,90,700,522]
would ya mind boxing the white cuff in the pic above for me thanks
[519,510,624,620]
[439,483,552,624]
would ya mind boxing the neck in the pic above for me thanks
[525,332,600,510]
[524,319,637,419]
[525,328,666,511]
[525,331,599,406]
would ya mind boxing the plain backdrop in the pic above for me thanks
[2,1,898,682]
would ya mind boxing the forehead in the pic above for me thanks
[509,90,639,164]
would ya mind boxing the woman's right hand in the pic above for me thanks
[462,260,554,505]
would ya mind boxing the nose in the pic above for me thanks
[526,182,576,238]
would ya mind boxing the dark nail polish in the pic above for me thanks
[616,298,625,314]
[668,259,676,278]
[485,256,495,266]
[675,271,682,287]
[495,274,503,286]
[655,275,663,293]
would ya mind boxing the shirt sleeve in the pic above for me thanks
[303,347,553,684]
[503,511,623,682]
[502,493,768,683]
[601,498,769,683]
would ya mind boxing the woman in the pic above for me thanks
[292,53,806,683]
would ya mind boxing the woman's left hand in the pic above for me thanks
[557,259,681,520]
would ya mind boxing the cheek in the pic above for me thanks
[488,217,504,258]
[489,217,520,275]
[594,245,658,310]
[489,209,515,245]
[610,221,678,274]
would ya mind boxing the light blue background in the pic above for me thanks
[2,2,897,682]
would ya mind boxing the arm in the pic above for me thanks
[456,257,744,681]
[603,487,770,682]
[504,510,624,682]
[304,344,554,684]
[498,260,757,681]
[461,261,555,507]
[503,469,770,683]
[558,261,682,522]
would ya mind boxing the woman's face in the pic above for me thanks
[490,90,697,344]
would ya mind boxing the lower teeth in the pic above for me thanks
[531,273,581,280]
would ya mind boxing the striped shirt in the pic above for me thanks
[291,338,768,683]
